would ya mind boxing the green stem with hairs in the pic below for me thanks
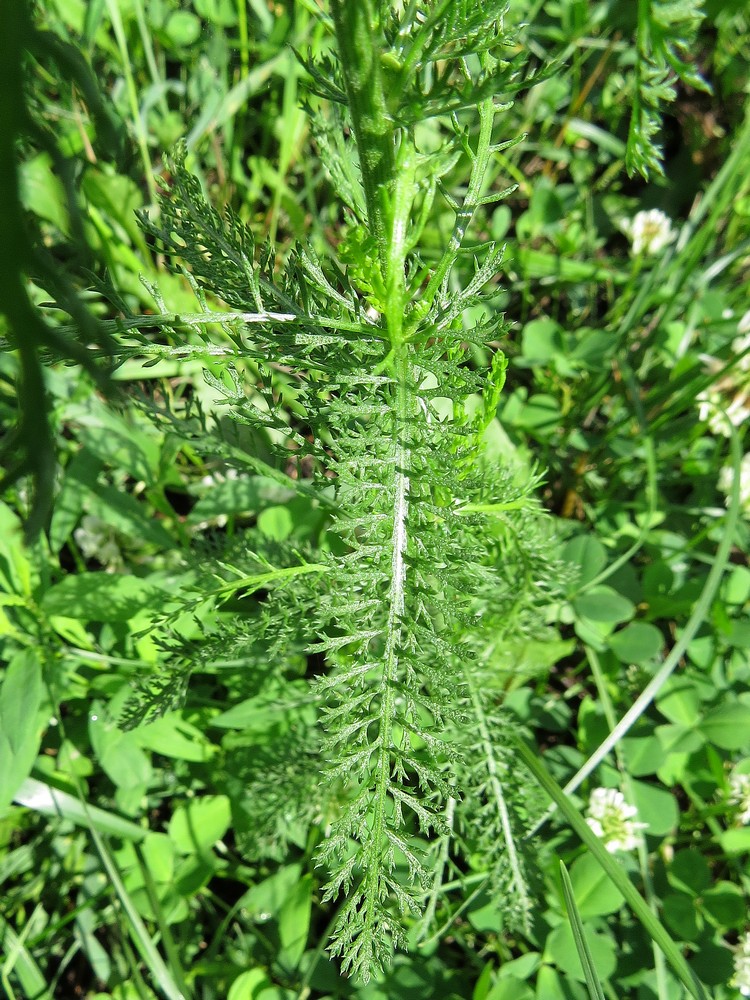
[329,0,396,279]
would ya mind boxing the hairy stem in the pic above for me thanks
[330,0,396,276]
[364,345,412,882]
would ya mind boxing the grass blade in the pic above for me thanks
[0,911,52,1000]
[514,736,708,1000]
[14,778,147,841]
[559,861,607,1000]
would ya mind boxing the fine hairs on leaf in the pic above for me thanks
[130,1,566,983]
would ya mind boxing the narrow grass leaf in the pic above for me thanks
[559,861,606,1000]
[14,777,147,841]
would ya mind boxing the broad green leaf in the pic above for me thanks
[630,779,678,837]
[511,393,561,432]
[188,476,293,522]
[0,503,33,596]
[473,962,494,1000]
[662,892,700,941]
[0,912,51,1000]
[81,168,147,251]
[19,153,70,233]
[118,834,184,923]
[86,484,173,547]
[513,247,625,284]
[700,703,750,750]
[574,586,635,625]
[173,854,217,900]
[690,940,735,988]
[621,735,665,777]
[0,650,46,816]
[41,572,167,622]
[257,505,295,540]
[135,713,214,762]
[668,849,711,896]
[657,680,702,726]
[49,446,102,552]
[562,536,607,589]
[725,618,750,649]
[194,0,238,26]
[496,953,541,982]
[655,723,704,756]
[243,865,302,920]
[568,853,625,919]
[467,896,504,934]
[278,873,313,969]
[569,328,616,371]
[608,622,664,664]
[67,401,163,484]
[487,977,534,1000]
[89,714,152,796]
[535,963,586,1000]
[211,682,307,731]
[521,317,564,363]
[701,882,747,928]
[723,565,750,605]
[228,969,279,1000]
[168,795,231,855]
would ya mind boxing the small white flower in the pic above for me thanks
[698,390,750,437]
[586,787,647,853]
[718,453,750,518]
[74,515,122,568]
[731,932,750,997]
[200,466,239,487]
[624,209,675,256]
[728,770,750,824]
[738,310,750,335]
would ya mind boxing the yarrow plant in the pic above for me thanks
[586,787,648,853]
[97,4,725,990]
[124,0,569,980]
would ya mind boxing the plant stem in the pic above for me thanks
[330,0,396,277]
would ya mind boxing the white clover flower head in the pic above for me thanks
[732,932,750,997]
[728,770,750,825]
[624,208,675,256]
[586,787,647,853]
[718,453,750,518]
[74,515,122,569]
[697,390,723,435]
[698,389,750,437]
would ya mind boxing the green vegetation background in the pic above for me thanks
[1,1,750,998]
